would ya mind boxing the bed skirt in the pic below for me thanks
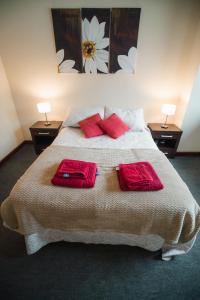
[24,228,196,261]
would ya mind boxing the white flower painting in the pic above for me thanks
[56,49,78,73]
[116,47,137,74]
[82,16,109,74]
[52,8,141,74]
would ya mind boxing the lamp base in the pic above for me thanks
[44,121,51,126]
[161,124,168,129]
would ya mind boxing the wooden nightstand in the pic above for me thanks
[148,123,182,158]
[30,121,62,154]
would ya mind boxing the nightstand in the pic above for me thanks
[148,123,182,158]
[30,121,62,154]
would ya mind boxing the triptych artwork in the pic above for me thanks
[51,8,141,74]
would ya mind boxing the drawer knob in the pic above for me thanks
[38,132,50,135]
[161,135,173,138]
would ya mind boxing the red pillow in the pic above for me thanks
[79,113,104,138]
[98,113,129,139]
[79,113,102,127]
[81,123,104,138]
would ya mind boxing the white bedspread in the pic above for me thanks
[53,127,157,150]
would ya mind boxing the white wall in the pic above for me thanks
[0,0,200,147]
[0,56,24,161]
[178,66,200,152]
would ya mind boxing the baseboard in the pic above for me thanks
[0,140,33,166]
[176,152,200,156]
[23,140,33,144]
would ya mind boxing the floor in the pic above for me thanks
[0,144,200,300]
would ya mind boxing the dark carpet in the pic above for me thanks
[0,144,200,300]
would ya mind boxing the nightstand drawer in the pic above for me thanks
[156,138,177,148]
[31,129,58,136]
[159,147,175,158]
[152,132,180,140]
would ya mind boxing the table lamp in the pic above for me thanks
[37,102,51,126]
[161,104,176,129]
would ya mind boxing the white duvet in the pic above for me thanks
[53,127,157,150]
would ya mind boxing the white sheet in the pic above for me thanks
[53,127,157,150]
[25,228,197,261]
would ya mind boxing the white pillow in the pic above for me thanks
[63,106,104,127]
[105,106,146,131]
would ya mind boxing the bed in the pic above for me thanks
[1,126,200,260]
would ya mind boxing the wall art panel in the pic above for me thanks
[81,8,111,74]
[109,8,141,74]
[51,9,82,73]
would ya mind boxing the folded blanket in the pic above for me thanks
[118,161,164,191]
[52,159,97,188]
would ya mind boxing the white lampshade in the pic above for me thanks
[37,102,51,113]
[161,104,176,116]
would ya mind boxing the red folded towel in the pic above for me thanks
[52,159,97,188]
[118,161,164,191]
[119,163,153,185]
[57,159,89,178]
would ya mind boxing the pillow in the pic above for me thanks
[63,106,104,127]
[81,123,104,138]
[79,113,104,138]
[98,113,129,139]
[105,107,145,132]
[78,113,102,127]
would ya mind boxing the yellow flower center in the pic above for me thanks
[82,41,96,59]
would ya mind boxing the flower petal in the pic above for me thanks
[96,38,109,50]
[96,49,109,62]
[56,49,64,65]
[90,16,99,41]
[83,18,90,41]
[116,69,132,74]
[82,20,86,41]
[89,58,97,74]
[94,55,108,73]
[118,55,132,71]
[61,60,75,68]
[84,58,97,74]
[59,60,75,72]
[85,59,91,74]
[128,47,137,71]
[96,22,105,42]
[68,68,79,73]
